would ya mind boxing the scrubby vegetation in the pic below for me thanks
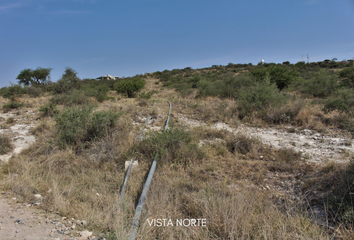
[133,126,204,166]
[0,60,354,239]
[55,106,121,149]
[114,77,145,98]
[0,134,13,154]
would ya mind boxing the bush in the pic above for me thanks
[114,78,145,98]
[265,100,305,124]
[3,101,24,112]
[25,86,42,97]
[138,91,156,100]
[133,127,204,166]
[189,74,203,88]
[82,85,112,102]
[197,80,220,98]
[51,79,77,94]
[250,65,298,90]
[227,134,261,155]
[0,133,13,154]
[2,84,24,100]
[39,102,58,117]
[237,80,286,119]
[55,106,120,148]
[50,89,90,106]
[339,66,354,88]
[50,68,82,94]
[323,89,354,113]
[299,70,338,97]
[61,67,80,82]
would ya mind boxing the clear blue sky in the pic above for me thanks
[1,0,353,87]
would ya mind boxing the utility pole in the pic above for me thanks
[307,54,309,64]
[302,55,303,62]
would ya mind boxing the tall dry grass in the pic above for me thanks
[0,89,342,239]
[0,117,328,239]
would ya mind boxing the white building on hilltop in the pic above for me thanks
[96,74,119,80]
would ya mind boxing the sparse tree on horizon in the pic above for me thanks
[16,67,52,85]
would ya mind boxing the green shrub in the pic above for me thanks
[323,89,354,113]
[237,80,286,119]
[82,85,112,102]
[2,84,24,100]
[52,79,82,95]
[50,89,90,106]
[133,127,204,166]
[189,74,203,88]
[25,86,42,97]
[299,70,338,97]
[3,101,24,111]
[61,67,80,82]
[39,102,58,117]
[55,106,120,148]
[114,78,145,98]
[250,65,298,90]
[138,91,155,100]
[197,80,219,97]
[339,66,354,88]
[89,111,120,137]
[179,88,194,97]
[265,100,305,124]
[330,114,354,136]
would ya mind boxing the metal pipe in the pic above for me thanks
[117,100,156,211]
[117,156,134,209]
[129,100,172,240]
[164,101,172,131]
[129,156,157,240]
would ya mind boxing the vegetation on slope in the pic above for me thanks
[0,59,353,238]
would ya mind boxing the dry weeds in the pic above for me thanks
[0,81,352,239]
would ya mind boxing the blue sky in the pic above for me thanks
[0,0,353,87]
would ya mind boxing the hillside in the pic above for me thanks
[0,60,354,239]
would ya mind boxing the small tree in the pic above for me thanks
[250,65,298,90]
[62,67,80,82]
[53,67,81,94]
[16,68,33,86]
[32,67,52,84]
[16,67,52,85]
[114,78,145,98]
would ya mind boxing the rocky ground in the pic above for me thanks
[0,110,37,163]
[0,192,102,240]
[178,114,353,164]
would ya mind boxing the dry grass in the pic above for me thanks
[1,84,351,239]
[0,133,13,154]
[132,163,327,239]
[0,105,329,239]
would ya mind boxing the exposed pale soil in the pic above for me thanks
[0,192,101,240]
[178,114,353,164]
[0,110,37,163]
